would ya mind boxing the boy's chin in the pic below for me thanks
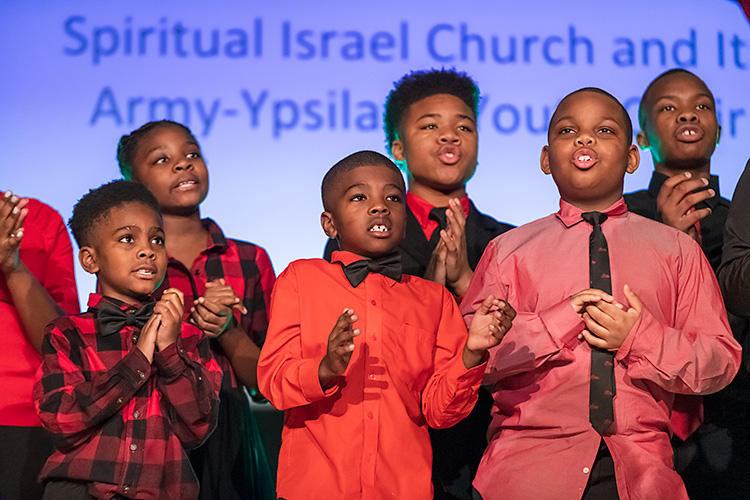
[340,243,402,259]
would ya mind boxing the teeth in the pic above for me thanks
[178,181,195,187]
[136,269,154,275]
[578,155,591,162]
[683,130,695,135]
[370,225,387,232]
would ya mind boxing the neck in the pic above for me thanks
[161,211,208,253]
[407,183,467,207]
[655,161,711,180]
[566,195,621,213]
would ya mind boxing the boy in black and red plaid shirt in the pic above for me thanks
[33,180,221,500]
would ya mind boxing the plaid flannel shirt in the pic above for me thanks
[155,219,275,390]
[34,294,222,500]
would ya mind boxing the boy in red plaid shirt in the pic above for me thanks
[34,180,221,500]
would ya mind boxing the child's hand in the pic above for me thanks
[154,288,185,350]
[190,279,247,338]
[136,312,161,363]
[318,308,360,389]
[569,288,618,314]
[441,198,473,296]
[581,285,642,350]
[464,295,515,368]
[0,191,29,275]
[424,240,447,286]
[656,172,713,240]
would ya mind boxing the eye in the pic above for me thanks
[350,194,366,202]
[421,123,437,130]
[187,151,201,159]
[386,194,401,202]
[559,127,575,134]
[458,125,474,133]
[118,234,134,244]
[661,105,675,112]
[697,103,711,111]
[151,235,165,246]
[154,156,168,165]
[599,127,614,134]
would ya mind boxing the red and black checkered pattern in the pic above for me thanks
[34,294,222,500]
[154,219,275,390]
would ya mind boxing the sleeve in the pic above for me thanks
[33,320,151,449]
[718,158,750,317]
[38,203,80,314]
[239,244,276,348]
[616,239,742,395]
[460,239,582,386]
[153,323,222,449]
[257,264,338,410]
[421,288,486,429]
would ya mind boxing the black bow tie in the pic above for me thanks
[341,252,402,287]
[96,301,155,337]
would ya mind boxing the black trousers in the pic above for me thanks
[0,425,54,500]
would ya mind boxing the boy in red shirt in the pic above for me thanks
[461,89,740,500]
[258,150,514,500]
[34,180,221,500]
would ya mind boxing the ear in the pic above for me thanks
[636,131,649,150]
[321,211,337,239]
[79,247,100,275]
[626,145,640,174]
[716,124,722,145]
[391,139,405,164]
[540,146,551,175]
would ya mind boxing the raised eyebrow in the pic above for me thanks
[343,182,368,193]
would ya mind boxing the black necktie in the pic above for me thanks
[581,211,616,434]
[96,301,155,337]
[341,252,402,288]
[428,207,448,245]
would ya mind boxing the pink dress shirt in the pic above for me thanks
[461,198,741,500]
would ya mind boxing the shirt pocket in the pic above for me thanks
[385,323,435,392]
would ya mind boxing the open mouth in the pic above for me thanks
[369,220,391,237]
[572,148,597,170]
[439,145,460,165]
[675,125,705,143]
[134,267,157,278]
[174,178,198,190]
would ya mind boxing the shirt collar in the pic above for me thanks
[648,171,722,209]
[406,192,471,226]
[556,197,628,228]
[203,218,230,252]
[86,293,147,312]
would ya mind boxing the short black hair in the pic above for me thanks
[383,69,480,155]
[551,87,633,142]
[69,180,161,248]
[321,150,404,212]
[638,69,714,131]
[117,120,197,180]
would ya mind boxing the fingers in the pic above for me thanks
[623,284,643,313]
[581,328,609,350]
[570,289,615,312]
[155,288,185,322]
[657,173,714,231]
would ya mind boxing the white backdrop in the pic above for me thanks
[2,0,749,307]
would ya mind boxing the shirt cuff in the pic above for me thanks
[300,357,340,402]
[614,307,651,363]
[120,348,153,388]
[153,341,187,379]
[539,299,585,349]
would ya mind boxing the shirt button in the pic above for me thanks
[117,397,123,404]
[197,375,202,381]
[132,334,138,343]
[179,348,185,355]
[371,300,377,306]
[583,467,590,474]
[138,371,146,380]
[130,444,138,452]
[133,411,140,419]
[368,374,376,380]
[195,269,200,275]
[123,486,129,493]
[367,411,374,419]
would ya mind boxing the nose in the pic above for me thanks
[678,109,698,122]
[369,200,390,215]
[138,245,156,260]
[173,157,194,172]
[439,128,459,144]
[576,131,594,146]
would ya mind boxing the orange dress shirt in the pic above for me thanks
[461,198,741,500]
[258,251,486,500]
